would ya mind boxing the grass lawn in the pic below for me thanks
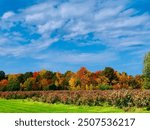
[0,99,149,113]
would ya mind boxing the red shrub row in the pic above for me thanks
[0,90,150,108]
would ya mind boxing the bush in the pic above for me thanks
[99,84,112,90]
[0,90,150,109]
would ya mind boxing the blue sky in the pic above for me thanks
[0,0,150,75]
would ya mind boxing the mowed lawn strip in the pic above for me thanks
[0,99,149,113]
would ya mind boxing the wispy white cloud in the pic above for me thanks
[0,37,58,56]
[0,0,150,65]
[1,11,15,19]
[36,50,117,63]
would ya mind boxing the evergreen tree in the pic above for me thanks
[0,71,5,81]
[143,52,150,89]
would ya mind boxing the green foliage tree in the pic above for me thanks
[0,71,5,81]
[102,67,118,85]
[17,74,24,83]
[23,72,33,81]
[143,52,150,89]
[7,75,20,91]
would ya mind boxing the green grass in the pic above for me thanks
[0,99,149,113]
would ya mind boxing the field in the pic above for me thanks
[0,99,149,113]
[0,99,123,113]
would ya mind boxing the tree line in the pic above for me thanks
[0,67,144,91]
[0,51,150,91]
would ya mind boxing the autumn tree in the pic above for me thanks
[0,79,8,91]
[93,71,109,86]
[40,78,51,90]
[63,71,74,90]
[128,75,141,89]
[143,52,150,89]
[33,72,40,80]
[134,75,144,89]
[69,75,81,90]
[114,72,129,89]
[69,67,92,90]
[23,77,37,91]
[54,72,65,90]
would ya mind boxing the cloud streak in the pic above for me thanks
[0,0,150,71]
